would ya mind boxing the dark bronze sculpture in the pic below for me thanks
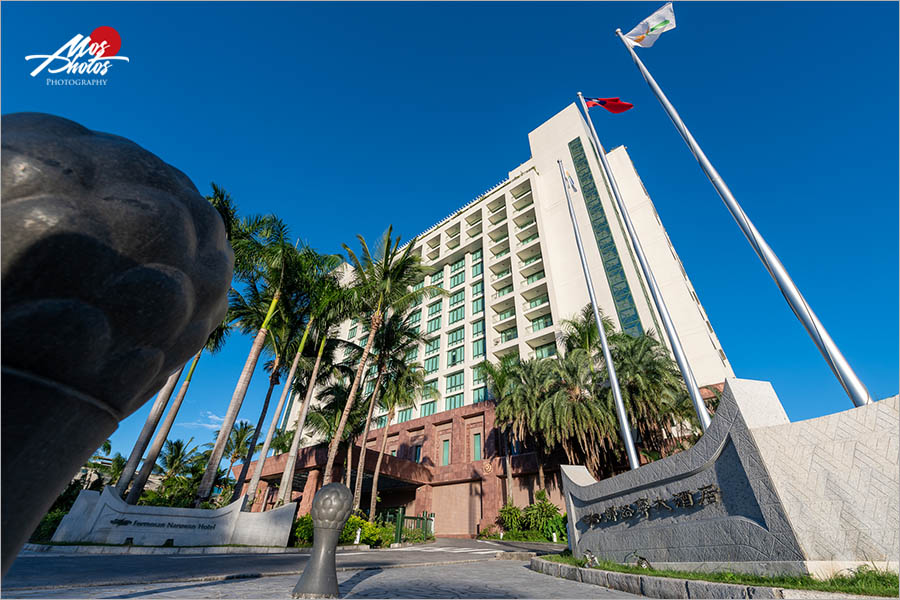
[292,483,353,598]
[1,113,233,574]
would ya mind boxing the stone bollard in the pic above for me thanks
[1,113,233,575]
[291,483,353,598]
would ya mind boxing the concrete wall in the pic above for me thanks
[52,487,296,547]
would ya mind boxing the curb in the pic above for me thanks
[21,543,370,556]
[530,556,787,599]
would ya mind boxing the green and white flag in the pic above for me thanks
[624,2,676,48]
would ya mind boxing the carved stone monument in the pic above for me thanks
[562,378,899,578]
[292,483,353,598]
[1,113,233,573]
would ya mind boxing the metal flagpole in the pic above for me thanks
[558,159,640,470]
[615,29,872,408]
[577,92,712,430]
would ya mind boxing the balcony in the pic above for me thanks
[490,267,512,283]
[515,219,536,233]
[521,270,545,288]
[526,315,553,334]
[517,232,539,248]
[491,284,514,300]
[488,207,507,225]
[512,189,534,212]
[522,293,551,320]
[518,254,543,277]
[492,247,510,260]
[494,327,518,346]
[426,247,440,262]
[492,308,516,325]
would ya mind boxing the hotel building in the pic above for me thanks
[246,103,734,536]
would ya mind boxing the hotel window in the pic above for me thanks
[364,379,375,395]
[426,316,441,333]
[421,401,436,417]
[424,355,440,374]
[413,444,422,463]
[473,365,485,385]
[526,270,545,285]
[535,342,557,359]
[409,310,422,325]
[373,415,387,429]
[411,281,424,306]
[528,295,549,309]
[405,347,418,362]
[448,306,465,324]
[449,290,465,307]
[497,308,515,321]
[447,346,464,367]
[451,258,465,273]
[445,393,464,411]
[472,297,484,314]
[431,271,444,285]
[447,327,464,347]
[497,284,513,298]
[351,317,358,325]
[425,337,440,355]
[472,386,487,403]
[471,248,482,260]
[391,449,397,457]
[472,261,483,277]
[472,338,485,358]
[428,301,442,316]
[472,319,485,338]
[520,233,539,245]
[450,271,465,289]
[397,408,413,423]
[348,326,357,339]
[500,328,518,343]
[471,281,483,298]
[531,315,553,332]
[446,371,464,393]
[441,439,451,466]
[423,379,438,396]
[473,432,482,461]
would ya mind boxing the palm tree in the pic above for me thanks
[195,216,296,504]
[496,358,552,491]
[213,421,259,484]
[561,303,615,357]
[368,361,426,519]
[322,226,439,485]
[480,354,521,503]
[270,429,294,455]
[351,311,426,512]
[154,438,202,482]
[537,349,617,477]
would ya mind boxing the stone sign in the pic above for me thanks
[53,487,296,547]
[562,378,899,578]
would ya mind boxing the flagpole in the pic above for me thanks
[558,159,640,470]
[577,92,712,430]
[615,28,872,408]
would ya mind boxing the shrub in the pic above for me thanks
[291,514,314,546]
[29,509,67,543]
[545,513,568,543]
[402,527,433,544]
[498,502,524,532]
[523,490,560,535]
[478,524,501,539]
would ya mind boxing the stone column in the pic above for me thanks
[415,484,433,515]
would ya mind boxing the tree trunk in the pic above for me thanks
[125,351,202,504]
[352,364,385,512]
[231,356,281,503]
[243,322,311,511]
[345,443,352,488]
[116,367,183,496]
[536,447,546,492]
[277,335,326,506]
[323,310,382,485]
[368,406,394,521]
[504,431,514,505]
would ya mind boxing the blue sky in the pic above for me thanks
[3,2,897,463]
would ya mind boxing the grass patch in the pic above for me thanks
[544,552,899,597]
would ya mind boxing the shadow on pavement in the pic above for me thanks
[106,576,263,599]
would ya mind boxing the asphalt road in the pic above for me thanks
[3,538,565,591]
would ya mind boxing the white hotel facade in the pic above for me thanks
[285,103,733,436]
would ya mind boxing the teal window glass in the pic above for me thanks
[450,290,465,307]
[426,316,441,333]
[472,386,487,403]
[471,249,482,261]
[409,310,421,324]
[531,315,553,331]
[446,371,464,392]
[373,415,387,429]
[430,271,444,284]
[494,248,510,259]
[569,137,643,336]
[520,232,539,245]
[522,254,541,267]
[447,346,464,366]
[473,433,482,461]
[411,281,425,306]
[428,301,442,316]
[421,401,436,417]
[473,366,485,385]
[450,271,465,289]
[472,338,485,358]
[424,356,440,374]
[526,270,545,285]
[425,337,440,355]
[497,307,515,321]
[413,445,422,463]
[472,262,483,277]
[364,379,375,395]
[348,326,357,339]
[351,317,359,326]
[495,267,511,279]
[472,319,485,338]
[500,328,518,343]
[471,281,484,297]
[405,347,418,362]
[528,295,549,309]
[496,284,513,298]
[472,297,484,314]
[451,258,465,273]
[445,393,464,411]
[448,306,464,324]
[397,408,413,423]
[447,327,464,347]
[441,439,450,466]
[535,342,558,359]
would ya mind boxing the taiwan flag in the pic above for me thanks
[585,97,634,114]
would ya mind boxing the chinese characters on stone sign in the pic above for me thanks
[580,484,721,527]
